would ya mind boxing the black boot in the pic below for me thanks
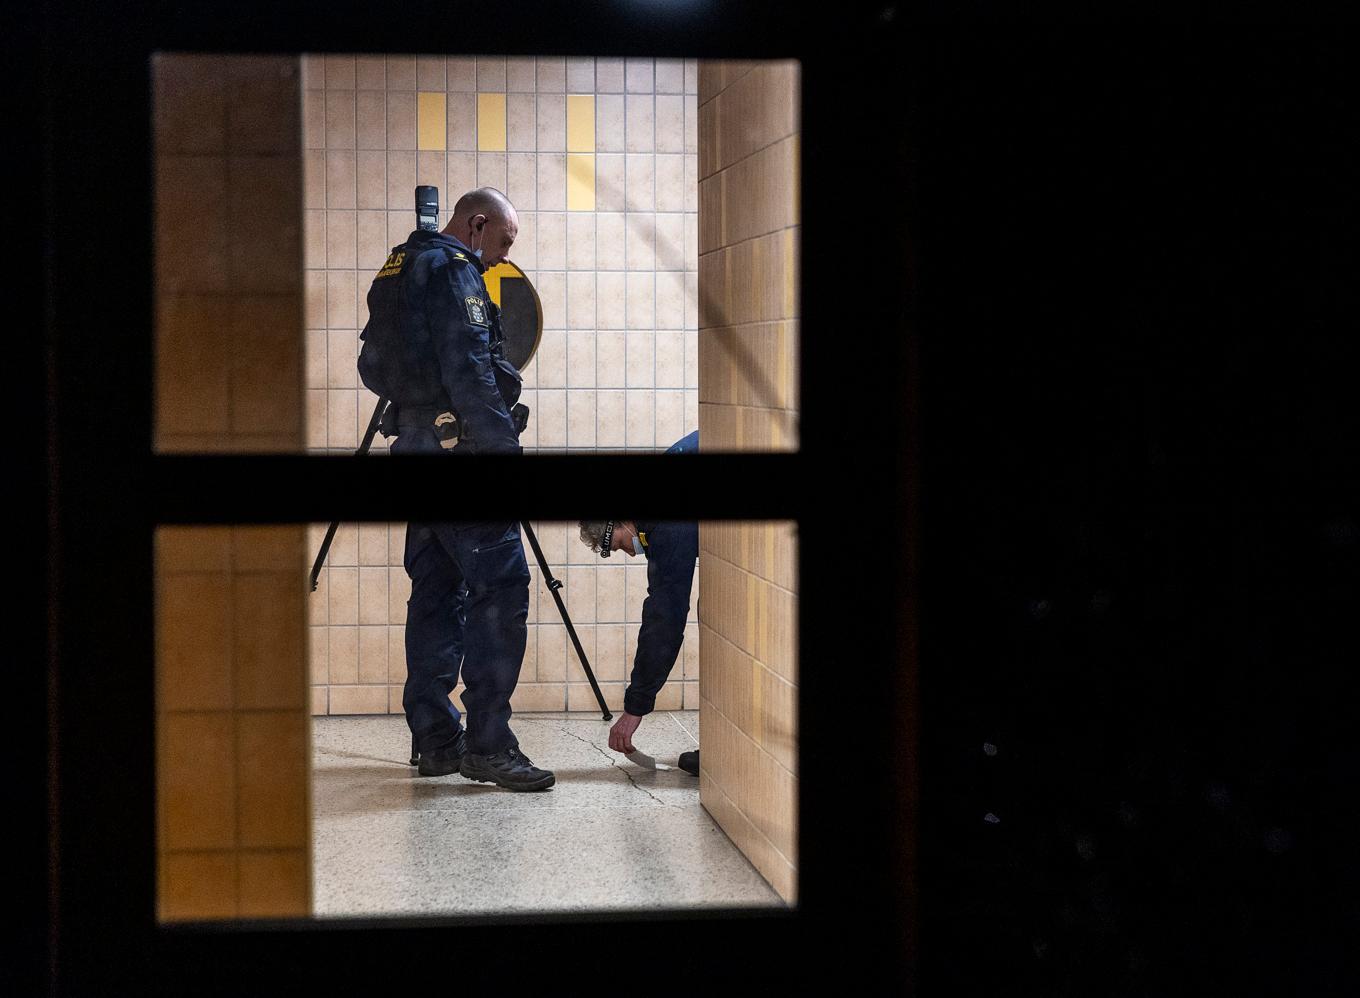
[459,745,555,791]
[678,750,699,776]
[415,728,468,777]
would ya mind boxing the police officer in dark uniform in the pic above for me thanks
[577,430,701,776]
[358,186,554,791]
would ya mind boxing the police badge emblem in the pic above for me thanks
[465,295,489,327]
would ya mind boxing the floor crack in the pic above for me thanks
[557,724,670,806]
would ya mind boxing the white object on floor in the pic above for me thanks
[625,749,672,771]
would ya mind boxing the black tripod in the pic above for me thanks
[308,396,613,765]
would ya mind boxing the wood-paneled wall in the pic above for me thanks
[696,60,800,902]
[153,54,310,919]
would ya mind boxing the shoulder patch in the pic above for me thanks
[464,295,489,327]
[453,251,467,261]
[375,249,406,279]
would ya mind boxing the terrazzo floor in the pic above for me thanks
[312,710,785,916]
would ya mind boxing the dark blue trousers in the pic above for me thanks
[401,520,530,756]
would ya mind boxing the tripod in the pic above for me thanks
[308,396,614,765]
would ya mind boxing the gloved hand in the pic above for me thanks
[511,403,530,435]
[608,711,643,754]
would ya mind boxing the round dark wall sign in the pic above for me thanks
[482,260,543,370]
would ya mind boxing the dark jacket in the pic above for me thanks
[358,229,521,454]
[625,430,700,716]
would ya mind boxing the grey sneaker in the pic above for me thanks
[459,745,555,791]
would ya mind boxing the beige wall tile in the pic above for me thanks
[328,624,358,684]
[476,150,506,191]
[512,683,567,712]
[656,155,685,213]
[624,154,654,212]
[506,153,536,211]
[156,527,232,575]
[566,57,593,92]
[594,153,624,212]
[157,157,230,294]
[656,59,684,95]
[656,390,685,446]
[536,623,567,682]
[569,681,624,712]
[447,56,476,92]
[358,566,388,624]
[355,92,386,150]
[329,684,390,714]
[596,94,625,152]
[566,330,596,388]
[446,92,476,152]
[358,625,388,684]
[567,389,597,447]
[596,213,625,269]
[310,685,328,715]
[566,212,596,269]
[655,95,684,154]
[417,150,445,190]
[416,55,445,91]
[595,624,626,682]
[567,271,596,329]
[324,54,355,89]
[477,56,507,92]
[537,153,566,211]
[625,274,655,333]
[596,390,625,446]
[325,209,356,268]
[537,388,567,448]
[596,58,624,93]
[537,56,566,93]
[386,91,416,150]
[625,59,653,94]
[355,55,385,90]
[447,151,477,204]
[625,212,655,271]
[325,89,355,150]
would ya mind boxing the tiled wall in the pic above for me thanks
[302,55,701,715]
[696,61,801,903]
[153,55,310,918]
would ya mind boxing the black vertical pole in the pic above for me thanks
[520,520,612,720]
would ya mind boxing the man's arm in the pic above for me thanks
[623,524,699,717]
[427,256,521,453]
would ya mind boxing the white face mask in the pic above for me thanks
[469,218,485,260]
[631,536,645,556]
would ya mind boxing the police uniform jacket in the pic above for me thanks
[358,229,522,454]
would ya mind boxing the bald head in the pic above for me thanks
[444,186,519,266]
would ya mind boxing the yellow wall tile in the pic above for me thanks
[567,94,595,152]
[477,93,507,151]
[567,153,595,211]
[416,91,448,151]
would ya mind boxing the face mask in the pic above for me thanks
[470,219,485,260]
[631,536,645,556]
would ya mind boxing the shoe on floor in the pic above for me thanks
[415,729,467,777]
[459,745,555,791]
[678,749,699,776]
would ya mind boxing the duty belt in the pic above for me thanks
[390,403,465,445]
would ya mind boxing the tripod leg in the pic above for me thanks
[519,521,613,720]
[409,733,419,767]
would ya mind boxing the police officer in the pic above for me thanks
[358,186,554,791]
[577,430,701,776]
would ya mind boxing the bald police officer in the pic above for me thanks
[358,186,553,791]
